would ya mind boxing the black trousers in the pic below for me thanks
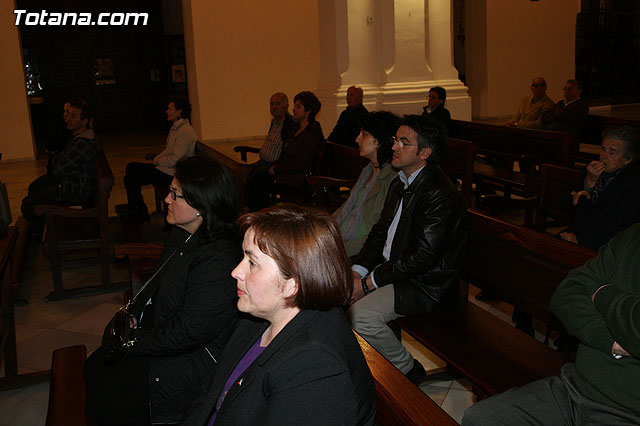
[123,162,173,213]
[84,346,151,426]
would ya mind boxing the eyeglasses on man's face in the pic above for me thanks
[169,187,185,201]
[531,83,546,88]
[392,136,419,149]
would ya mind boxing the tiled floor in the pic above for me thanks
[0,129,565,425]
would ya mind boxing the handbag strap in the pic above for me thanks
[122,248,178,311]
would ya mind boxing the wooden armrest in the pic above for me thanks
[233,146,260,162]
[114,243,163,259]
[34,204,97,218]
[308,176,357,189]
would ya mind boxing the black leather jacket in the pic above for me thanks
[355,163,467,315]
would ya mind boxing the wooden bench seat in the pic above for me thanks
[355,332,457,426]
[393,209,597,399]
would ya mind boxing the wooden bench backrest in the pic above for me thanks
[537,163,582,226]
[354,332,458,426]
[441,137,474,202]
[582,114,640,146]
[319,141,368,181]
[464,209,596,326]
[450,119,574,165]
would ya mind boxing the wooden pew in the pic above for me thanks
[479,163,582,231]
[440,137,474,203]
[449,120,575,197]
[354,332,458,426]
[45,345,87,426]
[582,114,640,147]
[35,148,128,300]
[394,210,596,398]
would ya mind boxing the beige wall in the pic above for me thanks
[183,0,320,142]
[0,1,36,161]
[466,0,581,119]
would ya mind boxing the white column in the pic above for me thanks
[317,0,470,130]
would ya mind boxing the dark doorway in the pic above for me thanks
[18,0,187,152]
[576,0,640,103]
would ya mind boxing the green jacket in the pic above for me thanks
[551,223,640,413]
[334,163,397,257]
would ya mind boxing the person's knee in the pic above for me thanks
[347,306,385,335]
[461,400,491,426]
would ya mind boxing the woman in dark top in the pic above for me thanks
[84,155,240,425]
[248,91,324,211]
[185,204,376,426]
[422,86,452,130]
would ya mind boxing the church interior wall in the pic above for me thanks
[466,0,581,120]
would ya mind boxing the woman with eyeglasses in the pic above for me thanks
[333,111,399,257]
[84,155,241,426]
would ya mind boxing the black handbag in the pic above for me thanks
[101,249,178,364]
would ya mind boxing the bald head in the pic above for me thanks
[530,77,547,99]
[346,86,363,107]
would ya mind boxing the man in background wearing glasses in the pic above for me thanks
[505,76,555,129]
[348,114,467,386]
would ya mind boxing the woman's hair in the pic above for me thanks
[238,204,352,310]
[358,111,400,166]
[174,155,238,240]
[602,126,640,162]
[293,91,322,122]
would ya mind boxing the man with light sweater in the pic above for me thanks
[463,223,640,425]
[123,95,197,222]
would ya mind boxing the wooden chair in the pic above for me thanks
[307,142,368,211]
[35,149,128,301]
[479,163,581,231]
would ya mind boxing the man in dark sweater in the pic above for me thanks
[327,85,368,148]
[541,79,589,135]
[463,224,640,425]
[21,97,98,235]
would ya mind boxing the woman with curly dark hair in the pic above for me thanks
[333,111,400,256]
[84,155,240,425]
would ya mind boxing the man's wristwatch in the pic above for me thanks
[361,278,372,295]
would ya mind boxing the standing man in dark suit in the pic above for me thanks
[348,114,466,386]
[328,85,368,148]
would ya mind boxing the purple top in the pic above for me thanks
[208,336,266,426]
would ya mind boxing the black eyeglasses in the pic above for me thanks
[392,136,418,148]
[531,83,546,88]
[169,187,185,201]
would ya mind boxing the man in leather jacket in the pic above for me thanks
[348,114,466,386]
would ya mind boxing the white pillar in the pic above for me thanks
[317,0,470,133]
